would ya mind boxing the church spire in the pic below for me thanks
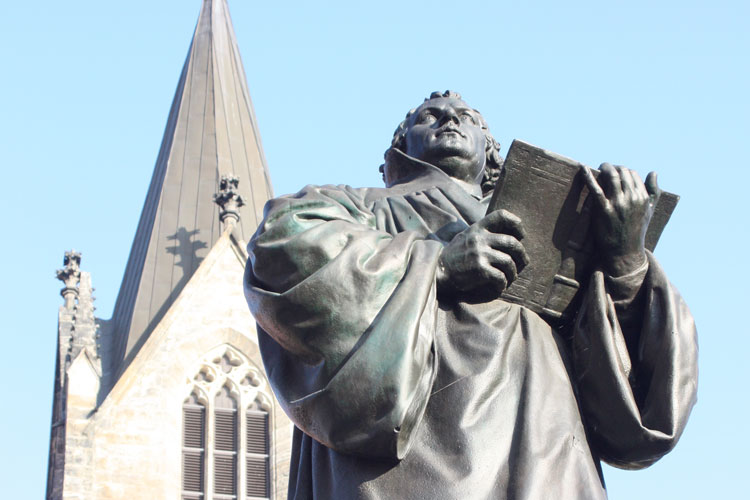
[109,0,273,376]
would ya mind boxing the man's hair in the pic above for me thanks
[380,90,503,195]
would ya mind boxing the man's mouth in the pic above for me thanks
[436,128,465,138]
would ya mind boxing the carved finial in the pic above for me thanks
[213,175,245,228]
[56,250,82,309]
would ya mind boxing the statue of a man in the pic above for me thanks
[244,91,697,499]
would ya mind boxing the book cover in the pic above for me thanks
[487,139,679,324]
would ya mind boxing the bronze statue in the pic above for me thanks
[244,91,698,499]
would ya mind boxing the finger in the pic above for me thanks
[616,166,637,193]
[580,165,608,209]
[599,162,623,198]
[645,172,661,206]
[481,209,526,240]
[486,252,518,287]
[481,265,508,294]
[486,234,530,271]
[630,170,649,200]
[616,166,647,204]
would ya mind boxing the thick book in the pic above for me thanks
[487,139,679,325]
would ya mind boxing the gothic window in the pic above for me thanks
[182,392,206,500]
[184,345,272,500]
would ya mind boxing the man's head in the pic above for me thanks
[382,91,503,194]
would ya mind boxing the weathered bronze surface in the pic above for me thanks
[244,91,698,499]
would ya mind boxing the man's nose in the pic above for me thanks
[439,109,460,126]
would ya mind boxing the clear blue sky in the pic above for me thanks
[1,0,747,498]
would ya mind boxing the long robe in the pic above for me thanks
[244,153,698,500]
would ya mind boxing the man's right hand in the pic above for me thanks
[436,209,529,298]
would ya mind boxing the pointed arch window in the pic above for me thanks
[184,346,272,500]
[182,392,206,499]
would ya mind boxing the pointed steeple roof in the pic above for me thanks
[109,0,273,376]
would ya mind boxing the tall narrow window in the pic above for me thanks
[214,386,238,499]
[246,404,270,499]
[182,393,205,500]
[186,348,275,499]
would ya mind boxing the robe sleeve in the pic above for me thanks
[572,252,698,469]
[244,185,441,460]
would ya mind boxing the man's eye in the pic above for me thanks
[460,113,475,124]
[420,113,436,124]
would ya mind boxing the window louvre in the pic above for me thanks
[182,400,205,498]
[182,452,204,493]
[246,455,269,498]
[184,406,205,448]
[246,410,270,498]
[246,411,269,454]
[215,409,237,451]
[214,387,238,498]
[214,453,237,496]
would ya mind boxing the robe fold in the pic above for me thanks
[244,154,698,500]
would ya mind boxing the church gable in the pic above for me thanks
[87,235,291,499]
[103,229,255,408]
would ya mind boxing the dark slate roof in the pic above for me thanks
[109,0,273,377]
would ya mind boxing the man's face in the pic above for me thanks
[403,97,487,183]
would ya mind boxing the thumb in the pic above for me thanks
[645,171,660,206]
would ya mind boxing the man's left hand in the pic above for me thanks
[581,163,660,276]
